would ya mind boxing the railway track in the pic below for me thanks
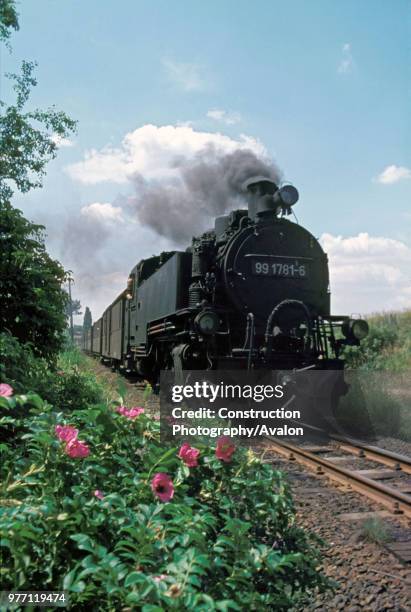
[332,437,411,474]
[264,435,411,519]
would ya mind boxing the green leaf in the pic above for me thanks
[124,572,147,587]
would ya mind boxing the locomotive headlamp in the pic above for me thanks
[273,184,299,209]
[279,185,299,207]
[351,319,369,340]
[342,318,369,341]
[195,310,220,335]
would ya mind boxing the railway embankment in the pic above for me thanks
[83,357,411,610]
[3,344,408,609]
[2,349,333,610]
[343,310,411,448]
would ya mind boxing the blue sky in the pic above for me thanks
[3,0,410,317]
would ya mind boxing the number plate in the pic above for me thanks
[251,258,308,279]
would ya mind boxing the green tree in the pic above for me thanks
[0,1,77,361]
[0,1,76,202]
[0,59,77,201]
[0,0,19,48]
[83,306,92,331]
[65,296,82,320]
[0,202,68,358]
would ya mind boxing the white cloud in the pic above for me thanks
[176,120,195,128]
[80,202,124,223]
[338,42,354,74]
[321,232,411,314]
[72,270,127,323]
[207,109,242,125]
[66,124,267,185]
[162,58,205,91]
[376,164,411,184]
[51,133,74,147]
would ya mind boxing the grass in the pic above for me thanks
[359,517,391,545]
[341,310,411,441]
[60,347,126,403]
[58,344,89,368]
[344,309,411,372]
[72,349,156,413]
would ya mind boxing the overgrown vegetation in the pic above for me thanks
[343,310,411,372]
[341,311,411,441]
[0,361,330,610]
[0,205,70,358]
[0,0,76,360]
[0,336,104,412]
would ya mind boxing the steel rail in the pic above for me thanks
[286,417,411,474]
[332,437,411,475]
[264,436,411,518]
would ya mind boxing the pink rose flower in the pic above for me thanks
[151,473,174,502]
[116,405,128,416]
[116,405,144,419]
[55,425,79,443]
[178,442,200,467]
[126,407,144,419]
[0,383,13,397]
[94,489,104,500]
[215,436,236,463]
[65,438,90,459]
[153,574,167,583]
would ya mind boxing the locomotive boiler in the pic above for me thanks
[83,177,368,384]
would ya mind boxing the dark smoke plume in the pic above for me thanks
[62,215,110,273]
[129,147,281,243]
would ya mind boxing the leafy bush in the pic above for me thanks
[341,312,411,440]
[45,365,104,413]
[0,390,329,610]
[0,203,69,359]
[343,310,411,371]
[343,325,399,369]
[0,334,104,411]
[0,331,49,392]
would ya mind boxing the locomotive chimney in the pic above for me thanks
[243,176,278,220]
[243,176,299,220]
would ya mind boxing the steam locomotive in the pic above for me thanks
[83,177,368,383]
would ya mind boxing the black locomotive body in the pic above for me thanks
[83,177,368,382]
